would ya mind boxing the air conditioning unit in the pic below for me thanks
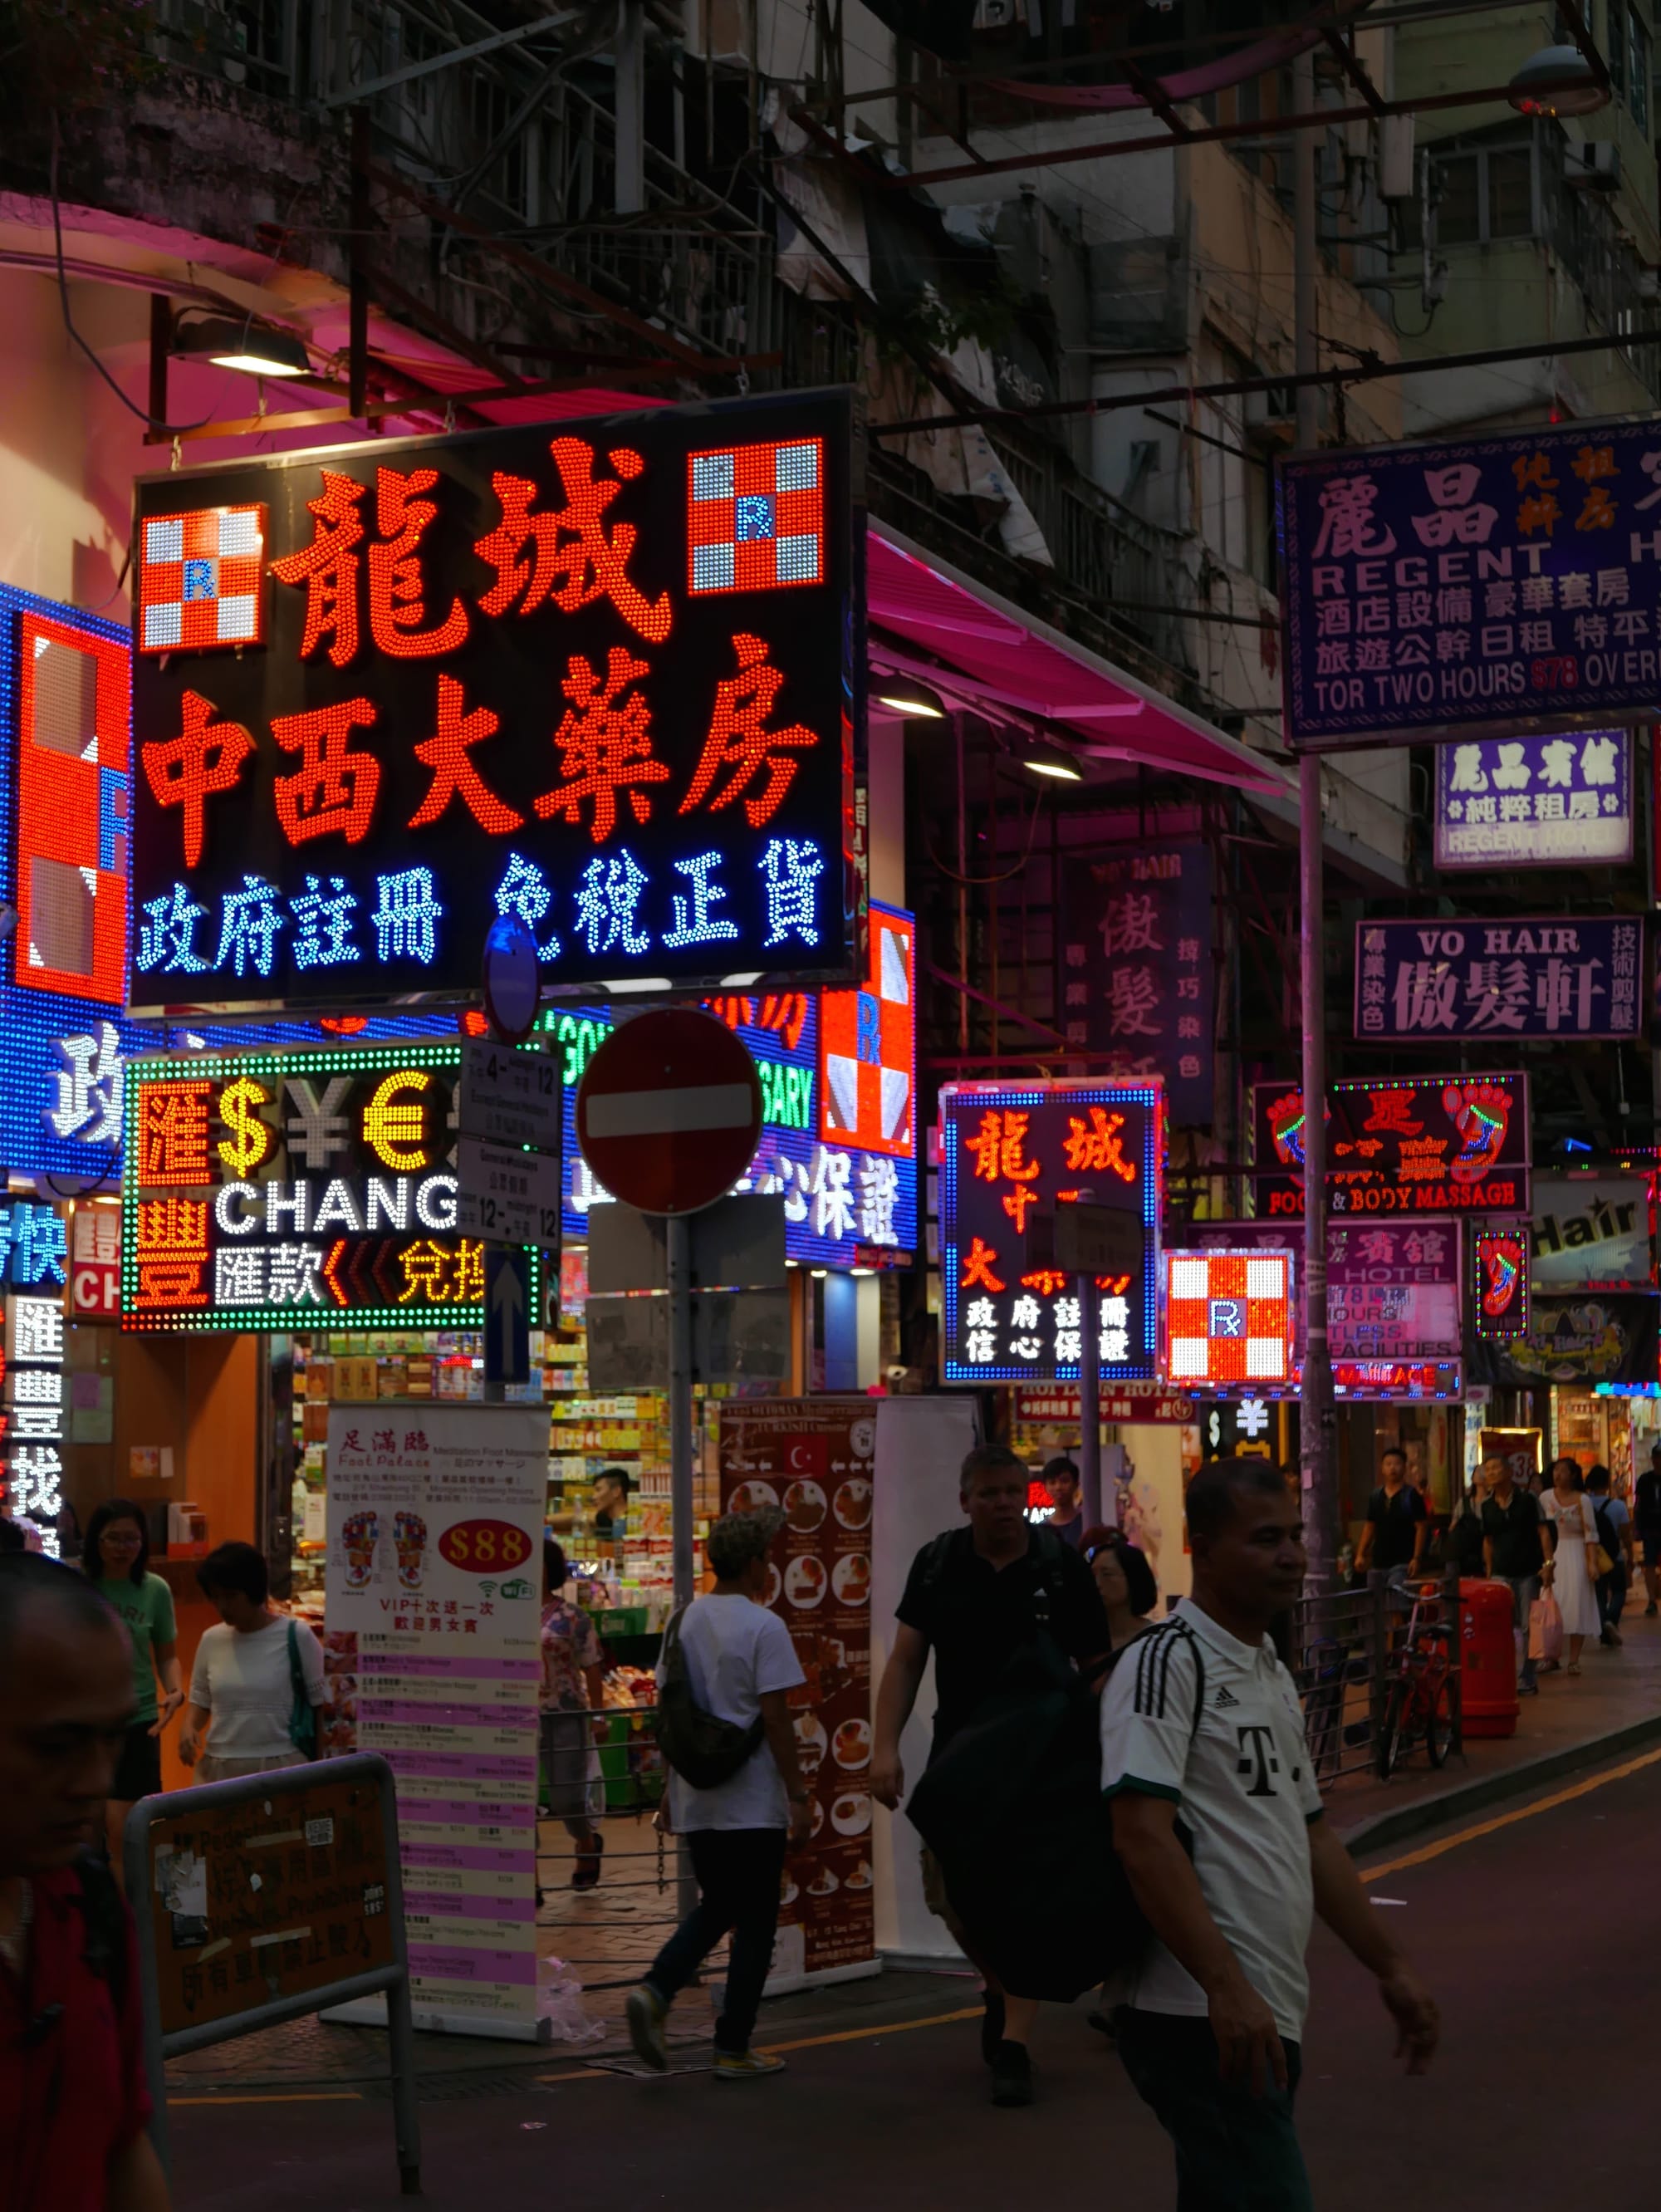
[1565,140,1620,190]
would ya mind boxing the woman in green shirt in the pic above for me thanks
[84,1498,184,1874]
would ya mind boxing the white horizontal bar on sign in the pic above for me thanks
[585,1083,755,1139]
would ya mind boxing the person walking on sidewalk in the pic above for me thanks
[0,1553,172,2211]
[1448,1461,1496,1582]
[1539,1460,1600,1676]
[1635,1441,1661,1617]
[871,1441,1111,2108]
[1354,1446,1428,1587]
[626,1508,809,2082]
[1482,1459,1546,1695]
[1102,1459,1440,2211]
[1585,1464,1631,1648]
[1040,1456,1085,1549]
[539,1539,608,1891]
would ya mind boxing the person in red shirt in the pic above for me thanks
[0,1553,171,2211]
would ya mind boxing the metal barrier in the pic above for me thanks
[1291,1567,1464,1788]
[539,1704,688,1993]
[124,1753,419,2195]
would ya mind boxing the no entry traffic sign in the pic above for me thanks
[576,1008,762,1217]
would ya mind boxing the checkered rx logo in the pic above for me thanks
[688,439,824,596]
[140,505,267,653]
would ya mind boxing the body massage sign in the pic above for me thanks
[718,1399,877,1987]
[322,1401,547,2036]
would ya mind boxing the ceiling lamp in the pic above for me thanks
[175,315,311,378]
[874,679,947,719]
[1507,45,1605,117]
[1024,741,1083,782]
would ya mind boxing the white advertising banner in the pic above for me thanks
[323,1402,546,2039]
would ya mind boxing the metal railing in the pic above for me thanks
[1291,1567,1464,1788]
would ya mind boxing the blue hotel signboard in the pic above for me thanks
[1433,728,1633,869]
[1280,421,1661,748]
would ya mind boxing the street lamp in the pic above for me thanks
[1507,44,1607,117]
[174,315,311,377]
[1023,740,1083,781]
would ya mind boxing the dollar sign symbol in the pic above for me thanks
[218,1077,272,1177]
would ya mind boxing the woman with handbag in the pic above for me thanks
[1538,1460,1601,1676]
[180,1542,324,1781]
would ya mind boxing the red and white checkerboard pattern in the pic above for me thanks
[139,505,267,654]
[688,438,824,596]
[821,908,914,1157]
[1164,1250,1293,1386]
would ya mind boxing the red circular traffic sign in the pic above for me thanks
[576,1008,762,1216]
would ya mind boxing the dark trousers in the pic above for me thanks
[1597,1564,1627,1631]
[644,1827,786,2055]
[1116,2009,1313,2212]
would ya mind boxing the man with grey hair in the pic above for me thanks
[626,1506,809,2082]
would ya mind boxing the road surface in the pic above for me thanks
[167,1745,1661,2210]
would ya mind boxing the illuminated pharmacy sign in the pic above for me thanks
[548,920,920,1270]
[120,1042,541,1333]
[0,584,158,1184]
[130,393,860,1013]
[938,1079,1163,1385]
[1162,1250,1294,1390]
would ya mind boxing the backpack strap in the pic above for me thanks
[918,1529,958,1604]
[74,1856,130,2013]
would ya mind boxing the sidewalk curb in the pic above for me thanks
[1336,1711,1661,1861]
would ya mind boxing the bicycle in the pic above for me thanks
[1375,1581,1454,1780]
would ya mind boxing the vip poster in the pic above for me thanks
[719,1399,876,1984]
[323,1401,546,2038]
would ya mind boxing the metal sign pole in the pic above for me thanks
[1293,47,1338,1587]
[664,1209,700,1925]
[1078,1274,1104,1528]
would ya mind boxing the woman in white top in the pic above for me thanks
[1539,1459,1600,1675]
[180,1542,325,1782]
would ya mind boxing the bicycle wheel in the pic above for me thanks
[1377,1681,1408,1780]
[1423,1679,1452,1768]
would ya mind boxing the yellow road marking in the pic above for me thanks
[757,2005,982,2057]
[168,2092,365,2106]
[1360,1744,1661,1883]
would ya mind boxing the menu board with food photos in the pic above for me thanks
[720,1398,875,1981]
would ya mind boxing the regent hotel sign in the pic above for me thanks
[130,392,860,1013]
[120,1044,539,1333]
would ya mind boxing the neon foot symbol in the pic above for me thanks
[1268,1092,1306,1170]
[1482,1239,1520,1317]
[1443,1081,1512,1181]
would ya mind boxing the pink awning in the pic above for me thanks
[867,520,1293,797]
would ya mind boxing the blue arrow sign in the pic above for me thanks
[483,1245,530,1387]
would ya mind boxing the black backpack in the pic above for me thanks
[653,1605,766,1790]
[907,1596,1204,2004]
[74,1854,130,2011]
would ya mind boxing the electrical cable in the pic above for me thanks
[48,113,226,436]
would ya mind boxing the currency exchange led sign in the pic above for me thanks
[120,1043,541,1333]
[938,1080,1163,1385]
[130,394,860,1012]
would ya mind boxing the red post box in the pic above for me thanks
[1458,1577,1520,1739]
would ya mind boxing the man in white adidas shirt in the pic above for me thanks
[1101,1459,1439,2209]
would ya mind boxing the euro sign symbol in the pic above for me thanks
[217,1076,273,1177]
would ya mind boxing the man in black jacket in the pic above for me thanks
[871,1442,1110,2108]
